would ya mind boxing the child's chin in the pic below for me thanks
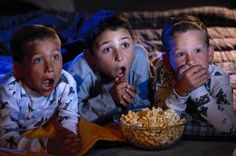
[40,89,53,96]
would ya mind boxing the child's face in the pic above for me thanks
[16,38,62,96]
[168,30,213,74]
[91,28,135,80]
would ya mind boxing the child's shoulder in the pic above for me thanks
[0,72,17,87]
[134,44,148,56]
[133,44,150,65]
[0,72,21,96]
[59,69,77,84]
[209,63,230,81]
[206,63,232,93]
[67,53,92,72]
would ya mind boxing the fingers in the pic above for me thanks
[178,64,191,75]
[60,128,80,155]
[180,65,208,79]
[112,78,137,107]
[119,85,136,106]
[188,66,209,83]
[178,64,197,76]
[191,69,209,86]
[50,126,80,156]
[176,65,209,94]
[114,84,136,107]
[115,74,127,82]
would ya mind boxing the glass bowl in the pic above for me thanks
[113,107,191,150]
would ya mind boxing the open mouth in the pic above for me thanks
[42,79,54,92]
[115,67,126,79]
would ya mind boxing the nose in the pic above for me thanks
[115,50,123,62]
[44,60,53,73]
[186,53,195,65]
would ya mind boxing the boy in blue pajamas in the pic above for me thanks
[67,10,151,124]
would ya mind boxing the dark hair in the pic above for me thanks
[79,10,133,52]
[10,24,60,63]
[162,15,209,56]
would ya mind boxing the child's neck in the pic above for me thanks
[21,81,42,98]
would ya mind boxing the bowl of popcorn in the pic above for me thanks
[114,107,190,150]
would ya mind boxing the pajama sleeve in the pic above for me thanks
[190,73,236,133]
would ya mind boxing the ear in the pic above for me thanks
[208,45,214,62]
[13,62,24,78]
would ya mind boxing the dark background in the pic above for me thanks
[0,0,235,16]
[73,0,234,12]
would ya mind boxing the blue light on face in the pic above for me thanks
[166,39,178,74]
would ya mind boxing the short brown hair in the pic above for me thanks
[162,15,209,56]
[10,25,61,63]
[79,10,133,52]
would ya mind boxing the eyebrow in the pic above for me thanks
[98,41,110,47]
[97,36,131,48]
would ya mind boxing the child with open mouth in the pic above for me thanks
[67,10,151,124]
[0,25,79,155]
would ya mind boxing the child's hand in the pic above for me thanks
[110,78,136,107]
[48,125,80,156]
[122,84,136,105]
[175,64,209,96]
[59,126,80,155]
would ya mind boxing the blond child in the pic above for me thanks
[152,15,236,133]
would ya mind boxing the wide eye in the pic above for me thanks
[121,42,130,49]
[174,51,185,58]
[52,53,60,60]
[32,57,43,64]
[103,47,112,54]
[194,48,201,53]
